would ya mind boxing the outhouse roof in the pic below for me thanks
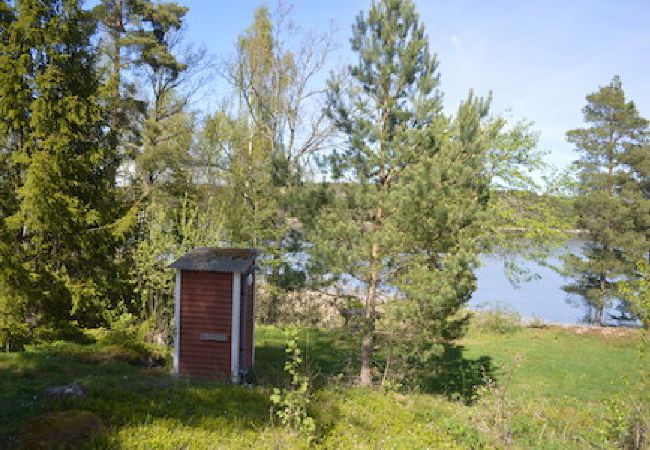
[170,247,259,272]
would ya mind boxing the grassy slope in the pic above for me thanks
[461,327,640,400]
[0,326,643,449]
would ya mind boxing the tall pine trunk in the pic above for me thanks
[360,242,379,386]
[109,0,123,134]
[360,203,383,386]
[597,272,606,325]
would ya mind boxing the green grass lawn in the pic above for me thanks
[0,325,645,449]
[461,327,641,400]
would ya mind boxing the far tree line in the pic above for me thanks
[0,0,648,384]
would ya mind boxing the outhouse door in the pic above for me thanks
[178,271,232,380]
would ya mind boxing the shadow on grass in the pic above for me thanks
[0,343,272,446]
[419,344,494,404]
[253,327,358,388]
[254,328,494,405]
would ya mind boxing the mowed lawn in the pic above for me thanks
[460,326,642,400]
[0,325,644,449]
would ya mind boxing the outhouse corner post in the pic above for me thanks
[231,272,241,383]
[173,269,181,375]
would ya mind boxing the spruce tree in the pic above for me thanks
[562,76,649,324]
[319,0,490,385]
[0,0,32,345]
[0,0,121,330]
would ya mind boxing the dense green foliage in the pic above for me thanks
[317,0,493,386]
[562,77,650,325]
[0,0,124,344]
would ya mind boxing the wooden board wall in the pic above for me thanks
[179,271,232,379]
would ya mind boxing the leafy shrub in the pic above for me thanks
[102,312,139,345]
[613,261,650,448]
[441,416,487,448]
[473,353,523,447]
[0,320,31,351]
[470,304,522,334]
[270,327,316,442]
[98,312,166,365]
[526,316,546,328]
[599,335,650,449]
[0,318,93,352]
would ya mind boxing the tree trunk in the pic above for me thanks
[594,305,604,326]
[360,99,389,386]
[597,272,606,326]
[360,237,380,386]
[359,333,373,386]
[381,332,394,386]
[267,292,279,324]
[110,0,123,134]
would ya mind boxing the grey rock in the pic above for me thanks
[44,382,86,398]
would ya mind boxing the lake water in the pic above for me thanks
[296,241,627,326]
[472,240,618,325]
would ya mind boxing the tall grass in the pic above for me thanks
[469,304,523,334]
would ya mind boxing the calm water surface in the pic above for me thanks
[297,241,625,326]
[471,240,620,325]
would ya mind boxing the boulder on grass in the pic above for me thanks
[43,382,86,399]
[11,410,104,449]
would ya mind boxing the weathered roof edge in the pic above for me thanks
[169,247,260,272]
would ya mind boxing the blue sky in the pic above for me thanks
[180,0,650,171]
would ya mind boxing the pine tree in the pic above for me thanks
[93,0,193,200]
[319,0,490,385]
[95,0,201,336]
[623,107,650,267]
[562,76,649,325]
[92,0,187,149]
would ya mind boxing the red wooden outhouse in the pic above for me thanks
[170,248,259,382]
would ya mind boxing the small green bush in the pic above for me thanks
[599,335,650,449]
[1,319,93,352]
[0,320,31,351]
[526,316,547,328]
[470,304,522,334]
[270,327,316,442]
[94,313,166,365]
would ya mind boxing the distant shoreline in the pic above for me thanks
[468,305,641,329]
[497,227,588,235]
